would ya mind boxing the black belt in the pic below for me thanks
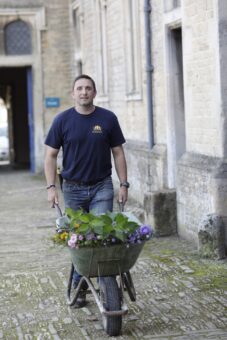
[63,177,107,186]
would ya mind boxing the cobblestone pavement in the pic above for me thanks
[0,168,227,340]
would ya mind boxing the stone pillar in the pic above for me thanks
[144,189,177,236]
[198,214,226,260]
[177,152,227,251]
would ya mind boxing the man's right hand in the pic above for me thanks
[47,187,59,208]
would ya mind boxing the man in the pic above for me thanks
[44,74,129,306]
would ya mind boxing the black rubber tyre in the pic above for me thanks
[122,271,136,302]
[99,276,122,336]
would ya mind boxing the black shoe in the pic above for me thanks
[74,290,87,308]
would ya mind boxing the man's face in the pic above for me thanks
[72,78,96,108]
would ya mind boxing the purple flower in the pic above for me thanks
[139,225,152,236]
[71,234,78,241]
[86,233,96,241]
[68,240,75,248]
[68,233,78,248]
[129,235,136,243]
[78,234,84,241]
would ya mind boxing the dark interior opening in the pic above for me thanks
[0,67,30,168]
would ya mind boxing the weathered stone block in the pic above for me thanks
[144,190,177,236]
[198,214,226,259]
[177,152,227,247]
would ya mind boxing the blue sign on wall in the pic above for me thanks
[45,97,60,108]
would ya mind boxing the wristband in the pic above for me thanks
[46,184,56,190]
[120,181,130,188]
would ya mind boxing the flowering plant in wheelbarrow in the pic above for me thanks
[53,208,153,248]
[53,208,153,277]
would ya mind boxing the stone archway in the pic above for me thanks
[0,7,46,172]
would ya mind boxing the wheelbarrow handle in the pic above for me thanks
[54,203,63,217]
[55,202,124,215]
[118,201,125,212]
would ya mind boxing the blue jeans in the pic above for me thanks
[63,176,114,287]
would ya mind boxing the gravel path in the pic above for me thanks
[0,168,226,339]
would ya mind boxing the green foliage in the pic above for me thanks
[53,209,153,248]
[62,208,139,246]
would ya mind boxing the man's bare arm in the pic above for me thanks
[112,145,128,205]
[44,145,59,207]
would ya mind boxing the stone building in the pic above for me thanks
[0,0,226,250]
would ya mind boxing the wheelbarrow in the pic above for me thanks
[55,204,146,336]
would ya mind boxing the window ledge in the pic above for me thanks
[125,93,142,102]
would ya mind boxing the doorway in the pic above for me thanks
[166,26,185,187]
[0,66,33,169]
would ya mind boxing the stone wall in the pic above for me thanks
[218,0,227,158]
[41,0,73,130]
[177,153,227,248]
[77,0,152,143]
[176,1,227,248]
[177,153,217,243]
[77,0,169,218]
[1,0,227,249]
[182,0,222,157]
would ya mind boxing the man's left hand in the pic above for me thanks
[118,186,128,206]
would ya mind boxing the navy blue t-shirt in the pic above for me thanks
[45,106,125,182]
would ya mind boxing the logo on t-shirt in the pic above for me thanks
[92,125,102,133]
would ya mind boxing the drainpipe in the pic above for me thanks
[144,0,154,149]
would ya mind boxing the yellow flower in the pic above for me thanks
[60,232,69,240]
[74,223,80,229]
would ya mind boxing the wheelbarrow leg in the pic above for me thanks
[66,264,87,307]
[122,271,136,301]
[67,263,74,299]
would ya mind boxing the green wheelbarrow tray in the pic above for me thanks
[69,241,145,277]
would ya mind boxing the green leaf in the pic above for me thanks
[65,208,83,219]
[115,230,127,241]
[106,211,116,220]
[90,218,105,228]
[69,218,79,229]
[100,214,113,225]
[126,221,138,232]
[114,213,127,224]
[114,223,125,232]
[103,224,114,234]
[79,214,90,223]
[77,223,90,234]
[93,225,103,235]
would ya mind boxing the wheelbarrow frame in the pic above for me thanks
[66,264,135,315]
[66,242,145,336]
[54,202,144,336]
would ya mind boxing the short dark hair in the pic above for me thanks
[73,74,96,92]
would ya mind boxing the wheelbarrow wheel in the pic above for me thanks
[99,276,122,336]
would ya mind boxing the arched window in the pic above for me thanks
[124,0,142,98]
[4,20,32,55]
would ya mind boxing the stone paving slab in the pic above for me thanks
[0,168,227,339]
